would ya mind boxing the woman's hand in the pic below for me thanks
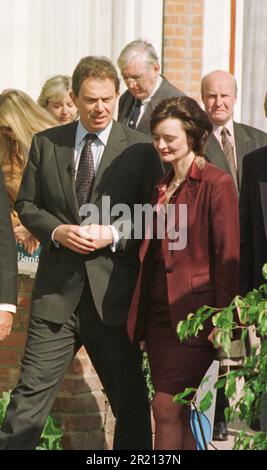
[14,224,40,255]
[139,340,146,351]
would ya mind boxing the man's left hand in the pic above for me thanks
[0,311,13,341]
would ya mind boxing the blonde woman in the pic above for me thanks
[0,89,57,254]
[38,75,77,124]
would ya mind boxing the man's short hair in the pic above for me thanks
[117,39,159,70]
[72,56,120,96]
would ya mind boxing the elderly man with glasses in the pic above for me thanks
[117,39,184,135]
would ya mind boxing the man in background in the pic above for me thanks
[240,146,267,433]
[201,70,267,192]
[201,69,267,440]
[117,39,184,135]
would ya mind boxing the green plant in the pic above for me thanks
[142,352,154,402]
[175,265,267,450]
[0,390,63,450]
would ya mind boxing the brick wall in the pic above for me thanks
[0,275,115,449]
[162,0,204,100]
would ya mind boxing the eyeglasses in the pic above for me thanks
[122,74,147,85]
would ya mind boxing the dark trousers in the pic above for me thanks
[0,283,152,450]
[214,373,229,424]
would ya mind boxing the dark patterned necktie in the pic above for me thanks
[75,133,97,207]
[221,127,238,189]
[128,99,142,129]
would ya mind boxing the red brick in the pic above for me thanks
[18,295,31,310]
[59,412,105,432]
[0,350,18,366]
[18,276,34,293]
[62,432,88,450]
[2,331,27,348]
[192,15,203,26]
[85,429,107,450]
[53,391,106,414]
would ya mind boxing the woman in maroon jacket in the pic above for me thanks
[127,96,240,450]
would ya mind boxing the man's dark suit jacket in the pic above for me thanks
[0,170,17,305]
[16,120,163,326]
[240,146,267,296]
[204,122,267,187]
[118,76,184,135]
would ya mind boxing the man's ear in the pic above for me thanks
[153,62,160,74]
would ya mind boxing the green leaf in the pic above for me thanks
[262,263,267,280]
[177,320,189,341]
[199,391,213,413]
[225,374,236,397]
[173,387,196,404]
[214,377,226,389]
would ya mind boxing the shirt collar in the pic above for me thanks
[141,75,163,105]
[213,119,234,139]
[76,119,113,146]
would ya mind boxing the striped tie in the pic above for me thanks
[221,127,238,190]
[75,133,97,207]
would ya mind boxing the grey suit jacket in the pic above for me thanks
[204,122,267,188]
[16,120,163,326]
[0,170,17,305]
[118,76,184,135]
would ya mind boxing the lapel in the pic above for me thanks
[233,122,250,181]
[90,121,128,204]
[54,121,80,222]
[140,161,202,257]
[138,170,173,263]
[205,133,230,173]
[165,161,202,236]
[260,181,267,238]
[138,77,167,132]
[119,92,135,124]
[258,160,267,238]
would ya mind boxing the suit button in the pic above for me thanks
[166,267,173,273]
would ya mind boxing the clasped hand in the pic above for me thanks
[54,224,113,254]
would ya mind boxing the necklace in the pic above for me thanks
[167,178,184,191]
[171,180,182,188]
[163,178,184,205]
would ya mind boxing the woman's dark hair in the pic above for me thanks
[150,96,213,155]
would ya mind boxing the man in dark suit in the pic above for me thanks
[117,39,184,135]
[0,169,17,342]
[0,56,163,450]
[240,146,267,433]
[202,70,267,191]
[240,146,267,295]
[201,70,267,440]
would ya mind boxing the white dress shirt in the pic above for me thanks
[53,119,119,249]
[0,304,16,313]
[134,75,163,128]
